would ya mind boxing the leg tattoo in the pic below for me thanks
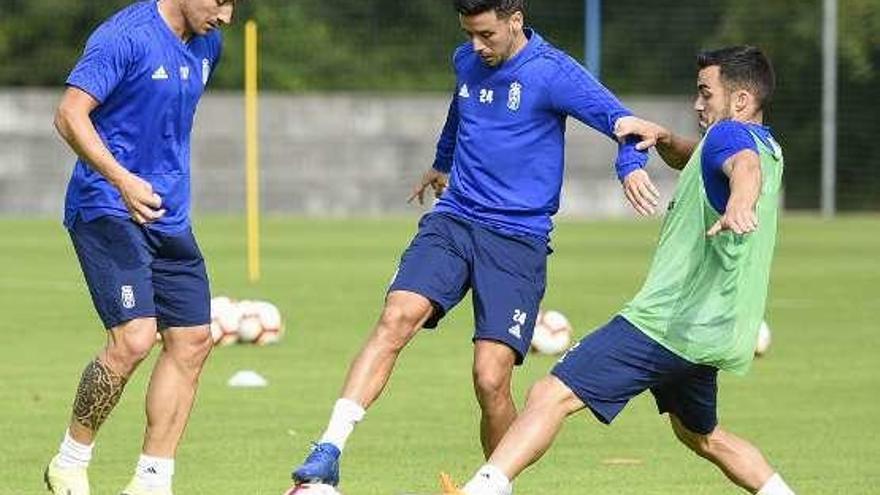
[72,358,128,432]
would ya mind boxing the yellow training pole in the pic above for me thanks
[245,20,260,282]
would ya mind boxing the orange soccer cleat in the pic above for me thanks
[439,472,466,495]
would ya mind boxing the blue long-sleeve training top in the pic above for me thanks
[432,29,647,240]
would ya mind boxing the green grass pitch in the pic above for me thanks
[1,215,878,494]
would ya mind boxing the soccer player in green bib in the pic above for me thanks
[439,46,796,495]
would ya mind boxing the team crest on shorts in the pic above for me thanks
[121,285,136,309]
[507,81,522,111]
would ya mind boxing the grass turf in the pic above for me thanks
[0,215,878,494]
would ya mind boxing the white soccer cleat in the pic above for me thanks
[44,455,90,495]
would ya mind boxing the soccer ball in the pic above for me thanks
[283,483,342,495]
[754,320,772,357]
[530,309,573,355]
[237,314,263,343]
[236,300,285,344]
[253,300,285,345]
[237,300,262,343]
[211,296,241,346]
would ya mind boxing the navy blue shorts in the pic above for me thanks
[389,212,548,364]
[68,214,211,330]
[551,315,718,435]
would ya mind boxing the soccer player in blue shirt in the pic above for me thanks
[287,0,658,490]
[43,1,236,494]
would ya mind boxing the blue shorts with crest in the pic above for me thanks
[389,212,548,364]
[68,214,211,330]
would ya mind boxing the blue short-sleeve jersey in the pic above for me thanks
[432,29,647,240]
[701,120,776,214]
[63,0,222,233]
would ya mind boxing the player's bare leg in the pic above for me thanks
[141,326,213,457]
[46,318,157,495]
[118,325,213,494]
[291,290,434,486]
[442,376,584,495]
[472,340,518,458]
[669,415,795,494]
[72,318,159,442]
[487,376,584,478]
[339,290,434,406]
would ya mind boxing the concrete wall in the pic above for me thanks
[0,89,697,219]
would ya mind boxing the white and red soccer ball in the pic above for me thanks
[531,309,574,355]
[210,296,241,346]
[209,296,285,346]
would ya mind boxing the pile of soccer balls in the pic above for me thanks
[210,296,285,346]
[530,309,574,355]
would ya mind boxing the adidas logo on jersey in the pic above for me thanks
[459,84,470,98]
[508,324,522,339]
[151,65,169,80]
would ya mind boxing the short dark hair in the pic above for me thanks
[697,46,776,109]
[454,0,525,18]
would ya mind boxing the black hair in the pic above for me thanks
[697,46,776,109]
[453,0,525,18]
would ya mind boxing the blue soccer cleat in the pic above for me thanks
[292,443,341,486]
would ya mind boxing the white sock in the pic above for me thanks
[463,464,512,495]
[135,454,174,489]
[318,398,366,451]
[757,473,796,495]
[55,429,94,469]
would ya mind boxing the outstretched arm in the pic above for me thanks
[614,116,698,170]
[548,61,661,215]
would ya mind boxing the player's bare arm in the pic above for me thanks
[407,167,448,205]
[615,116,697,170]
[707,149,762,236]
[55,87,164,224]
